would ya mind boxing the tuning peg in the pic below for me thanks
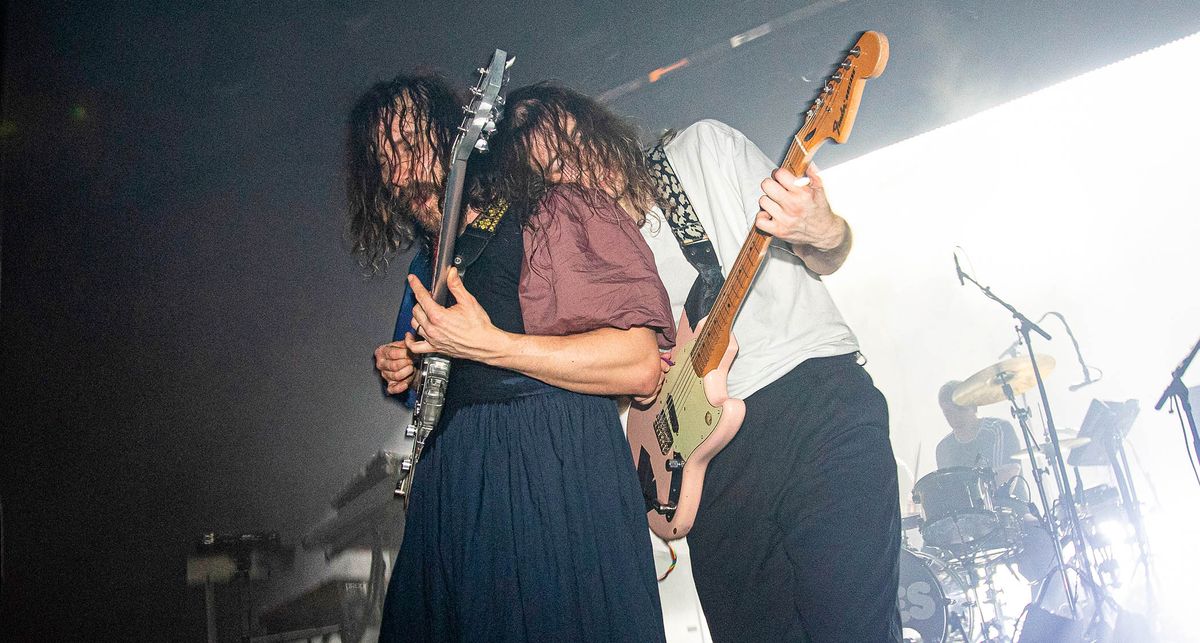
[496,96,505,106]
[463,105,475,114]
[478,67,488,75]
[839,60,851,69]
[457,125,469,133]
[832,72,843,81]
[505,56,516,69]
[474,139,489,152]
[469,86,483,96]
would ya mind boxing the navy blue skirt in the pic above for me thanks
[379,389,666,642]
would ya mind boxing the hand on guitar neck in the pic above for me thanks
[754,165,852,276]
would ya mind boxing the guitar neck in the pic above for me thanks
[688,140,815,377]
[679,32,886,377]
[430,158,469,306]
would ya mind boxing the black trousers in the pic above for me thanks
[688,353,901,643]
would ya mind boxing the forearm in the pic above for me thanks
[791,216,852,275]
[482,326,663,397]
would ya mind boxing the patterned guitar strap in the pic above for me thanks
[647,144,724,332]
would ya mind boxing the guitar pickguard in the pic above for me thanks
[654,339,723,460]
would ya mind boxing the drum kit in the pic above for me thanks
[898,356,1149,643]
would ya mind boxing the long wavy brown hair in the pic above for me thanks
[344,74,462,274]
[482,82,657,226]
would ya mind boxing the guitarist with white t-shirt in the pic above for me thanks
[640,118,900,643]
[498,82,901,640]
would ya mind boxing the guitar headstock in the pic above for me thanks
[451,49,513,163]
[796,31,889,151]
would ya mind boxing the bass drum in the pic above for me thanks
[898,548,975,643]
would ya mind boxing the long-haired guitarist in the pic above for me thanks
[345,73,675,642]
[503,84,902,642]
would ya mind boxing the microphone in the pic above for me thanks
[953,253,965,286]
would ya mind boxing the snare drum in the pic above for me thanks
[898,548,975,643]
[912,467,999,549]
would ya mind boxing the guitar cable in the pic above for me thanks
[657,538,678,582]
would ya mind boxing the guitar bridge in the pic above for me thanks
[653,410,673,455]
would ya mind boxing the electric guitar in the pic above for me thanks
[394,49,511,504]
[627,31,889,540]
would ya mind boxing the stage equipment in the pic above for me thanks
[248,451,408,642]
[898,547,975,643]
[1154,336,1200,486]
[187,531,293,643]
[255,580,371,643]
[1010,435,1092,464]
[952,355,1056,407]
[999,312,1101,391]
[951,252,1095,616]
[912,466,1001,550]
[1016,604,1088,643]
[302,451,407,633]
[1073,400,1153,595]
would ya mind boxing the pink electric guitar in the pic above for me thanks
[627,31,889,540]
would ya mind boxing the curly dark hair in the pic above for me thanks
[482,82,658,226]
[344,74,462,274]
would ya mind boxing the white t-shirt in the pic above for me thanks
[640,119,860,399]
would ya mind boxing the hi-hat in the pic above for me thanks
[1009,435,1092,461]
[953,355,1056,407]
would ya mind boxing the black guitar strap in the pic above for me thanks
[647,144,724,331]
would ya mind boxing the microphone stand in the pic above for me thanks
[1154,337,1200,481]
[1003,376,1077,612]
[956,263,1094,616]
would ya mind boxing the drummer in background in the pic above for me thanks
[935,380,1057,583]
[936,380,1022,486]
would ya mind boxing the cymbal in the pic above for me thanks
[1009,436,1091,461]
[952,355,1057,407]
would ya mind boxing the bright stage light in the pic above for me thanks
[656,31,1200,642]
[818,29,1200,640]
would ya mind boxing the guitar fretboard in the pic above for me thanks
[689,143,812,376]
[683,32,884,377]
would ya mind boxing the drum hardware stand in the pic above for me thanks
[1154,336,1200,485]
[1078,399,1157,613]
[1002,374,1078,617]
[978,562,1013,643]
[954,261,1095,617]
